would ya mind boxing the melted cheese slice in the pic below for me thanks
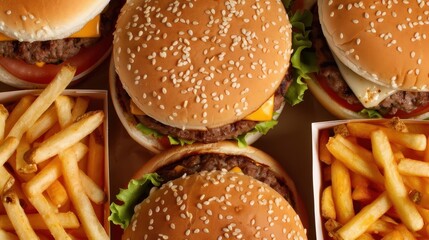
[333,55,397,108]
[0,15,100,41]
[244,95,274,121]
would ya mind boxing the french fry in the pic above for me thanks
[382,230,403,240]
[348,122,427,151]
[22,191,71,240]
[2,190,38,240]
[367,218,397,236]
[60,146,109,240]
[15,137,36,174]
[395,224,417,239]
[0,137,19,167]
[0,229,18,240]
[55,95,74,129]
[25,106,58,144]
[356,233,375,240]
[0,211,79,230]
[398,158,429,177]
[7,66,76,140]
[334,135,373,162]
[0,104,9,141]
[321,186,336,219]
[336,192,392,240]
[326,136,384,185]
[371,130,423,231]
[79,170,106,205]
[0,167,14,193]
[71,97,89,122]
[331,159,354,224]
[26,110,104,164]
[5,95,35,136]
[87,130,104,187]
[25,142,88,196]
[319,129,332,164]
[46,181,69,208]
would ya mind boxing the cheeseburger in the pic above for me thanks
[309,0,429,119]
[110,0,315,152]
[0,0,122,88]
[109,142,307,240]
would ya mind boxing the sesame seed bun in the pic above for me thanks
[113,0,292,130]
[123,142,307,240]
[318,0,429,90]
[122,142,307,240]
[0,0,109,42]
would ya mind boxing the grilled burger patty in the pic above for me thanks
[118,73,291,143]
[156,152,294,208]
[0,2,120,64]
[312,5,429,115]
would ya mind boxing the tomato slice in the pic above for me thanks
[317,73,429,118]
[0,35,112,84]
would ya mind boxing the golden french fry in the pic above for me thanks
[326,136,384,185]
[0,211,79,230]
[0,137,19,167]
[319,129,332,164]
[0,104,9,141]
[335,135,373,162]
[55,95,74,129]
[2,190,38,240]
[25,142,88,196]
[7,66,76,140]
[321,186,336,220]
[324,218,342,238]
[43,123,60,140]
[6,155,35,183]
[79,170,106,205]
[367,218,397,236]
[398,158,429,177]
[356,233,375,240]
[87,130,104,187]
[424,135,429,162]
[60,146,108,240]
[22,190,71,240]
[352,185,378,202]
[47,181,69,208]
[371,130,423,231]
[26,110,104,164]
[382,230,403,240]
[5,95,35,136]
[331,159,354,224]
[15,137,36,174]
[0,229,18,240]
[348,122,427,151]
[395,224,417,239]
[337,192,392,240]
[71,97,89,122]
[25,106,58,144]
[0,167,14,194]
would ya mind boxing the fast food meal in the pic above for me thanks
[110,0,317,152]
[0,66,109,239]
[318,118,429,239]
[109,141,307,240]
[309,0,429,119]
[0,0,123,88]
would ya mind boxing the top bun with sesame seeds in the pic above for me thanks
[109,142,308,240]
[307,0,429,119]
[113,0,292,129]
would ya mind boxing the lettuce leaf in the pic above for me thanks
[359,109,383,118]
[285,9,319,106]
[109,173,163,229]
[168,135,195,146]
[236,119,278,148]
[136,123,162,138]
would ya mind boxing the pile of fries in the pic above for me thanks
[0,66,109,239]
[318,118,429,239]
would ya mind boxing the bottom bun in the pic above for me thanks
[124,142,308,239]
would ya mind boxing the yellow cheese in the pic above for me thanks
[35,61,45,67]
[229,167,242,173]
[0,15,100,41]
[130,100,145,116]
[244,95,274,121]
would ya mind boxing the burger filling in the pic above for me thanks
[117,73,291,146]
[0,2,121,64]
[312,5,429,117]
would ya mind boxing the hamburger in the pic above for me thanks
[309,0,429,119]
[110,0,316,152]
[109,142,308,239]
[0,0,123,88]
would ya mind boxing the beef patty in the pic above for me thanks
[312,5,429,116]
[156,153,294,208]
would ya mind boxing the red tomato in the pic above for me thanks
[0,35,112,84]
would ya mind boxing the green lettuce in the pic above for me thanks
[359,109,383,118]
[109,173,163,229]
[168,135,195,146]
[136,123,162,138]
[235,120,278,148]
[285,9,319,106]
